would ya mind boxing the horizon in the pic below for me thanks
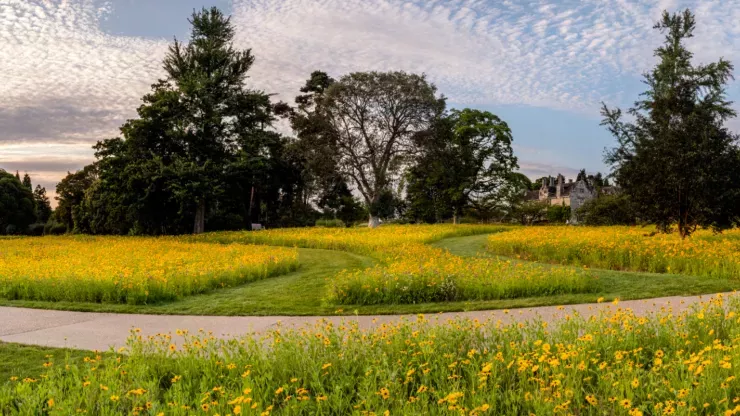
[2,0,739,206]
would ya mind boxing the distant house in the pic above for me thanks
[525,174,618,223]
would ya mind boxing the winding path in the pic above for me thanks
[0,233,733,351]
[0,293,728,351]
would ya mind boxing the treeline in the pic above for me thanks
[3,8,739,237]
[3,7,520,236]
[0,170,61,235]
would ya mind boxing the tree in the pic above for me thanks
[577,194,637,225]
[602,9,740,238]
[21,173,32,191]
[323,71,445,227]
[512,200,549,226]
[87,7,276,234]
[54,165,98,232]
[406,110,518,223]
[0,169,36,234]
[33,185,52,223]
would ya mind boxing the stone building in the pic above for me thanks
[525,174,617,223]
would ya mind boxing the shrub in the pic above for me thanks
[26,223,46,236]
[315,218,346,228]
[546,205,571,223]
[576,194,636,225]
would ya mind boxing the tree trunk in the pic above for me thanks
[452,210,459,225]
[368,215,381,228]
[193,199,205,234]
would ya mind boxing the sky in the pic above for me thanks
[2,0,740,205]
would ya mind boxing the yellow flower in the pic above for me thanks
[47,399,54,408]
[110,395,120,402]
[233,405,242,414]
[621,399,631,409]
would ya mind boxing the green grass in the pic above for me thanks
[0,343,91,381]
[0,233,737,316]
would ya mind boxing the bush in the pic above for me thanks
[315,218,346,228]
[576,194,636,225]
[44,221,67,235]
[546,205,571,223]
[26,223,46,236]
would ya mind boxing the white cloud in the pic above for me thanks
[1,0,739,191]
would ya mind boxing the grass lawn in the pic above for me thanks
[0,342,91,381]
[0,234,737,316]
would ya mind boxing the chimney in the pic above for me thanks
[556,175,564,198]
[549,176,554,187]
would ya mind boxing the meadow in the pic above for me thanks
[487,226,740,279]
[3,224,740,315]
[0,236,298,304]
[2,294,740,415]
[201,225,595,305]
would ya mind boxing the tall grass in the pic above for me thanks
[488,226,740,279]
[0,236,299,304]
[2,295,739,414]
[203,225,596,305]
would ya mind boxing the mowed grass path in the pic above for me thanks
[1,232,738,315]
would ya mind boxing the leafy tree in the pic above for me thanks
[512,200,549,226]
[323,71,445,227]
[547,204,571,224]
[406,109,517,224]
[0,169,36,234]
[54,165,98,232]
[33,185,52,224]
[602,9,740,238]
[577,194,637,225]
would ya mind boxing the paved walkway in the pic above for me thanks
[0,292,730,351]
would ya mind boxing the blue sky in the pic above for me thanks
[1,0,739,200]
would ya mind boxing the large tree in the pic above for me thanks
[0,169,36,234]
[87,7,276,234]
[407,109,517,224]
[323,71,445,227]
[602,9,740,238]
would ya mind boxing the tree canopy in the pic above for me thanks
[602,9,740,237]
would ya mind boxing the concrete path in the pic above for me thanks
[0,292,730,351]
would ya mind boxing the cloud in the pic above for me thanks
[1,0,739,192]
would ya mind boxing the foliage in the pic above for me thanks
[577,194,637,225]
[488,226,740,279]
[0,236,298,304]
[511,200,549,225]
[323,71,445,227]
[406,110,518,223]
[546,204,571,224]
[4,296,740,414]
[0,169,36,235]
[53,164,98,233]
[314,219,345,228]
[601,10,740,238]
[75,7,289,235]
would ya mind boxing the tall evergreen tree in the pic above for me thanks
[21,173,32,191]
[89,7,275,234]
[33,184,52,223]
[602,9,740,237]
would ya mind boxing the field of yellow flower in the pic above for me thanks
[0,236,298,304]
[3,294,740,414]
[203,225,596,304]
[488,226,740,279]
